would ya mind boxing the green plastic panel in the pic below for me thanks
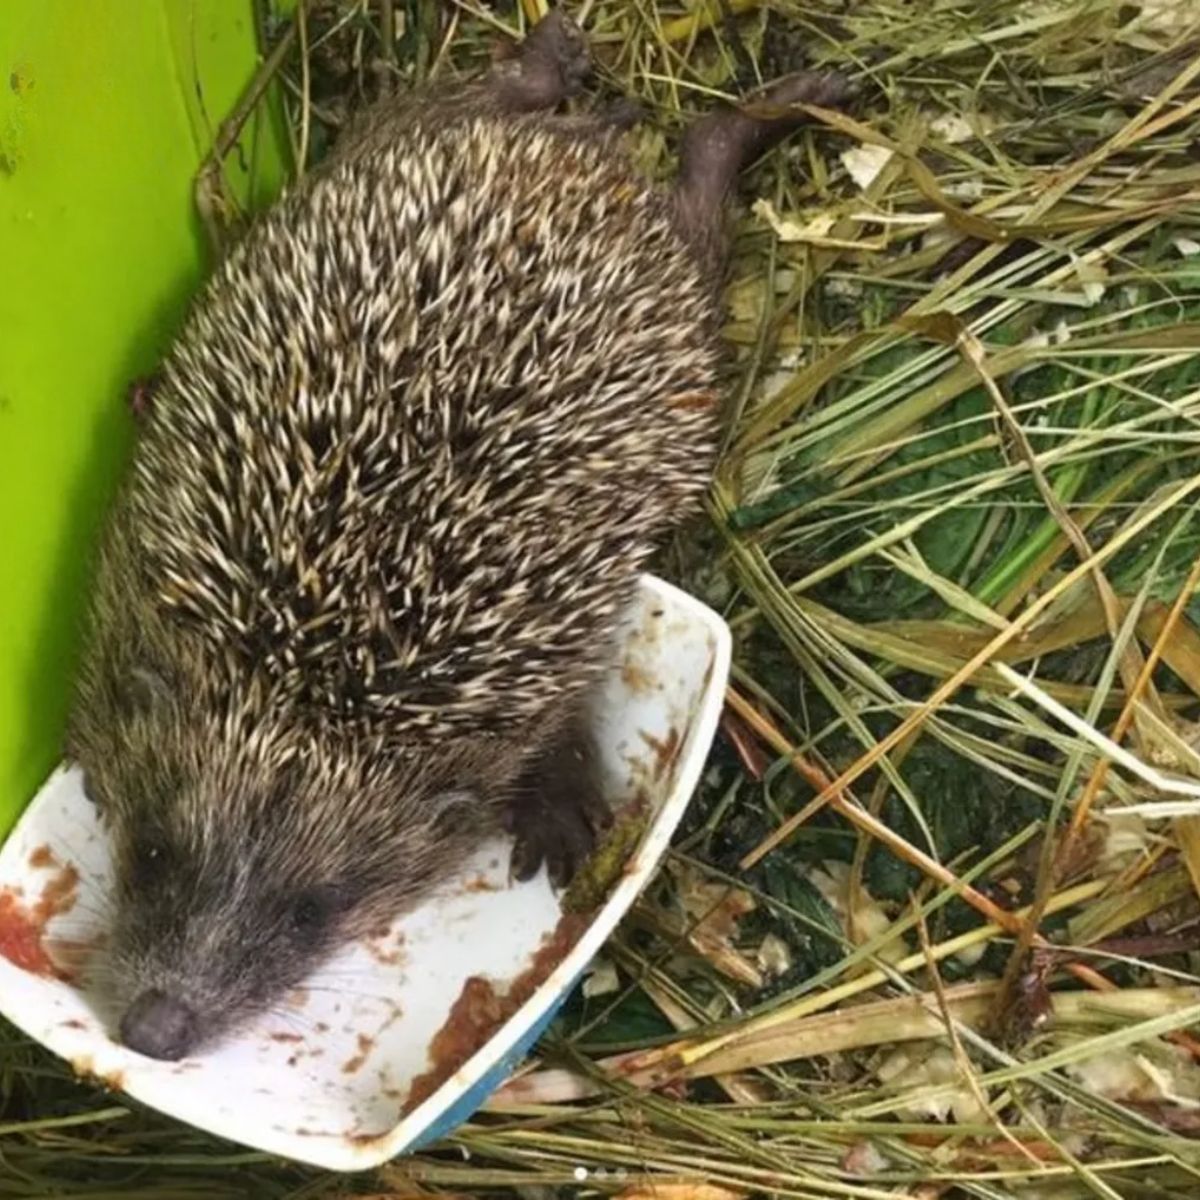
[0,2,287,835]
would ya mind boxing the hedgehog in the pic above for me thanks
[65,10,847,1061]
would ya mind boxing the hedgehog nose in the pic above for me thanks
[119,989,199,1061]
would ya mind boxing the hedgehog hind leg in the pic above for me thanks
[505,708,611,889]
[673,71,852,266]
[486,10,591,114]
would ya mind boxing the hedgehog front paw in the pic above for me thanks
[505,736,611,889]
[507,786,611,889]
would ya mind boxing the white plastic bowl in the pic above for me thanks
[0,573,730,1170]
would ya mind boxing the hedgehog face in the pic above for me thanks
[71,657,493,1060]
[106,810,363,1060]
[92,747,484,1060]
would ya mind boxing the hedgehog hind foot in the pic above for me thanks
[674,69,854,260]
[505,718,611,889]
[488,10,591,114]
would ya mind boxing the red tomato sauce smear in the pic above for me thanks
[0,846,81,979]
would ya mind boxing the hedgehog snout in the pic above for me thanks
[119,988,201,1061]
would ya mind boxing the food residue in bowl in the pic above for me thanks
[341,1032,375,1075]
[463,874,500,893]
[620,660,656,695]
[0,846,82,979]
[403,911,590,1112]
[364,929,408,968]
[640,726,684,782]
[70,1054,127,1093]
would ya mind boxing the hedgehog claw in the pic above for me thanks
[509,789,610,888]
[490,10,591,113]
[522,10,590,93]
[506,725,610,888]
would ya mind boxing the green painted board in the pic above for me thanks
[0,2,288,835]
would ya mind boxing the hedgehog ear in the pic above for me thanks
[432,788,476,826]
[117,664,174,716]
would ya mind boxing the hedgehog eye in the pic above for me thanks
[81,772,105,812]
[290,886,339,936]
[130,836,171,889]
